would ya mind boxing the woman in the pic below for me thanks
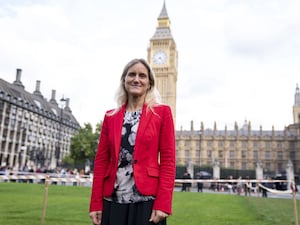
[89,58,176,225]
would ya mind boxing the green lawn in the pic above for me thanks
[0,182,298,225]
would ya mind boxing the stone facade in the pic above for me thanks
[176,119,300,174]
[148,1,178,124]
[149,2,300,175]
[0,69,80,170]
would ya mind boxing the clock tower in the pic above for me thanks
[148,1,178,124]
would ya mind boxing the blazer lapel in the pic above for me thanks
[135,104,152,145]
[113,105,126,160]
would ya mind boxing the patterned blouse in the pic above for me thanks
[110,110,154,204]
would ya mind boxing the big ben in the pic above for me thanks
[148,1,178,124]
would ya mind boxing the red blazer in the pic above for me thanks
[89,103,176,214]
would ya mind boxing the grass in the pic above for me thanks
[0,182,299,225]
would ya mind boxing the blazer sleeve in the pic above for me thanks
[89,113,110,212]
[152,105,176,214]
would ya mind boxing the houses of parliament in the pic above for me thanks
[0,2,299,175]
[148,2,300,175]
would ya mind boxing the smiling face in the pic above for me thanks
[124,62,150,100]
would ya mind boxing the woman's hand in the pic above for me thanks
[149,210,169,224]
[89,211,102,225]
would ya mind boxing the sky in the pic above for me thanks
[0,0,300,131]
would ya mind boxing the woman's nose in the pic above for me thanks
[132,74,141,81]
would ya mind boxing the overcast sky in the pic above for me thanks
[0,0,300,131]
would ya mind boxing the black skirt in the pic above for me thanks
[101,199,167,225]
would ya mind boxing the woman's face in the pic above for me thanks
[124,62,150,99]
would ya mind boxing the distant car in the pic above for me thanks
[272,174,288,190]
[196,171,212,179]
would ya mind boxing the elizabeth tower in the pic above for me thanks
[148,2,178,124]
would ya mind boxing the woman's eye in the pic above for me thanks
[127,73,147,79]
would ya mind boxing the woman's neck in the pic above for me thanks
[126,97,144,112]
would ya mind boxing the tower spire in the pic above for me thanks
[295,83,300,106]
[148,1,178,125]
[152,1,172,39]
[293,83,300,123]
[158,1,168,20]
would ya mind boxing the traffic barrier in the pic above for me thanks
[0,172,92,185]
[0,173,293,192]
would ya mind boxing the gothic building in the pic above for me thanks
[175,113,300,175]
[0,69,80,170]
[149,2,300,175]
[148,1,178,124]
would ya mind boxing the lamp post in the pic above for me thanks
[18,146,26,170]
[55,96,66,168]
[199,130,202,168]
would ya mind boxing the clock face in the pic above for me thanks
[153,50,167,65]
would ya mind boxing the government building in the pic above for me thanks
[0,69,80,170]
[0,2,299,176]
[148,2,300,175]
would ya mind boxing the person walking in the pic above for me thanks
[196,173,203,193]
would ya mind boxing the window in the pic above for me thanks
[289,142,295,149]
[277,151,283,160]
[242,150,247,158]
[184,141,190,147]
[0,100,4,111]
[242,162,247,170]
[207,141,212,147]
[265,151,270,159]
[184,150,189,157]
[10,118,16,129]
[219,150,223,158]
[253,151,258,159]
[253,142,259,149]
[207,150,212,158]
[230,150,234,158]
[290,151,295,160]
[241,142,247,149]
[230,142,235,148]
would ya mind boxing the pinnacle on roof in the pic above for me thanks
[158,1,169,19]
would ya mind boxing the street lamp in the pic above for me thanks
[198,130,202,168]
[55,96,67,167]
[18,146,26,170]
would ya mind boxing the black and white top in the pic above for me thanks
[111,110,154,204]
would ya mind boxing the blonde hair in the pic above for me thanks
[111,58,161,114]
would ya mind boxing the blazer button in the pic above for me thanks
[133,160,138,164]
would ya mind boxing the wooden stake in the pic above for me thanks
[292,182,299,225]
[40,176,49,225]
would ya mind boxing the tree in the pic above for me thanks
[68,122,102,169]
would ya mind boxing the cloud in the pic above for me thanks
[225,0,300,59]
[0,0,300,131]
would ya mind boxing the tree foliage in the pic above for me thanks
[69,122,102,163]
